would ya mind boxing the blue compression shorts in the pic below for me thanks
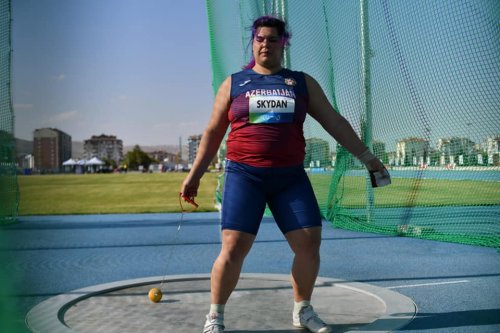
[221,160,323,235]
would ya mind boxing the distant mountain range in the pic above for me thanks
[15,138,33,156]
[15,138,183,158]
[123,144,182,154]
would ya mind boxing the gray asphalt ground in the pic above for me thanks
[25,274,415,332]
[1,212,499,332]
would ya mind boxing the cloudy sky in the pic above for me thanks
[12,0,499,150]
[13,0,214,146]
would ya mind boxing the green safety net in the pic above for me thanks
[0,0,17,225]
[206,0,499,248]
[0,1,19,332]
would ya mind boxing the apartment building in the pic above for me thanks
[187,134,202,166]
[83,134,123,164]
[396,137,430,166]
[33,128,72,172]
[483,136,500,165]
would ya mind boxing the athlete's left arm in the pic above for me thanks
[305,73,383,171]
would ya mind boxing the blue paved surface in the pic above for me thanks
[1,212,499,332]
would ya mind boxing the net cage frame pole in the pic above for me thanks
[360,0,375,222]
[275,0,290,69]
[0,0,18,224]
[253,0,291,69]
[255,0,290,67]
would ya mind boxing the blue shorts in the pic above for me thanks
[221,160,322,235]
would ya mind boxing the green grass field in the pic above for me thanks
[309,174,500,208]
[18,172,221,215]
[17,172,499,216]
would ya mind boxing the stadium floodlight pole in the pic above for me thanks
[274,0,290,69]
[360,0,375,223]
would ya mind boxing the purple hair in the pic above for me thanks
[243,15,291,69]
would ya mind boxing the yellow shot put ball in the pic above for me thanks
[148,287,162,303]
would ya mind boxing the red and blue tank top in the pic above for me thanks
[226,68,309,167]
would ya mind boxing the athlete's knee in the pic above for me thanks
[219,230,255,263]
[218,247,248,266]
[286,227,322,255]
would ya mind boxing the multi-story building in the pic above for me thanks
[148,150,177,163]
[396,137,430,166]
[147,150,178,171]
[187,134,202,166]
[483,136,499,165]
[33,128,72,173]
[437,137,476,165]
[83,134,123,164]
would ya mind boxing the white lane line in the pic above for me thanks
[387,280,470,289]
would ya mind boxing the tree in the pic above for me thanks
[102,157,117,169]
[125,145,154,170]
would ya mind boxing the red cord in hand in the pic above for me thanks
[179,193,199,209]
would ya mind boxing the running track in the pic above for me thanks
[1,212,499,332]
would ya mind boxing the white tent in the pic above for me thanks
[86,157,104,165]
[62,158,78,166]
[75,159,87,174]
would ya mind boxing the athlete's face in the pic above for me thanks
[253,27,284,69]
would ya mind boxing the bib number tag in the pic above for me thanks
[248,96,295,124]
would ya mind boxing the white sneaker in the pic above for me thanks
[203,312,225,333]
[293,305,332,333]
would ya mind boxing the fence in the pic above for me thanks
[0,0,17,225]
[206,0,500,248]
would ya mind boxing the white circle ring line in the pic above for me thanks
[26,273,416,333]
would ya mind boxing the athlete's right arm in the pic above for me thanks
[180,76,231,198]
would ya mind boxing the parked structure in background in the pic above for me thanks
[484,136,500,165]
[437,137,477,166]
[33,128,71,173]
[396,137,430,166]
[147,150,178,171]
[83,134,123,165]
[187,134,202,167]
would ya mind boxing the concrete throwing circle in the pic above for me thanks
[26,274,415,333]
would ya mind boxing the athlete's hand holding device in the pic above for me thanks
[357,149,392,188]
[369,167,391,187]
